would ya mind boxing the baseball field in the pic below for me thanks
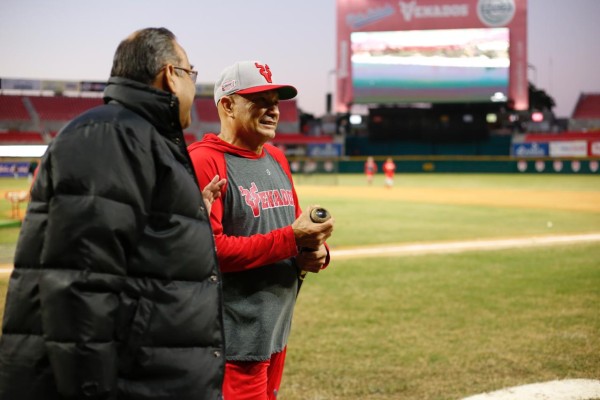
[1,173,599,399]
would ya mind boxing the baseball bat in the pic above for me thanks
[299,207,331,282]
[309,207,331,224]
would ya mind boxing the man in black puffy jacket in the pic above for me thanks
[0,28,226,400]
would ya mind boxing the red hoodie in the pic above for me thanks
[188,133,301,273]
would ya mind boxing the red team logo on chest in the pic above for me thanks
[238,182,294,217]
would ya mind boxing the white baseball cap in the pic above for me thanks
[214,60,298,105]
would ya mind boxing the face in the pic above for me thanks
[230,90,280,145]
[171,42,196,129]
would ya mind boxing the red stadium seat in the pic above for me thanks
[184,132,197,145]
[0,95,31,121]
[194,98,219,122]
[28,96,103,121]
[278,100,299,123]
[0,131,45,144]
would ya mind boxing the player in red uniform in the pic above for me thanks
[364,156,377,185]
[383,157,396,188]
[188,61,334,400]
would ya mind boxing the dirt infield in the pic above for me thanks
[297,186,600,212]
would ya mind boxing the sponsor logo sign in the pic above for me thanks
[552,160,563,172]
[516,160,527,172]
[477,0,516,26]
[307,143,343,157]
[0,162,29,177]
[549,141,587,157]
[570,160,581,173]
[346,5,395,29]
[512,142,549,157]
[535,160,545,172]
[398,1,469,22]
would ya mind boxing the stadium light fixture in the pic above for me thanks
[531,111,544,122]
[349,114,362,125]
[491,92,508,102]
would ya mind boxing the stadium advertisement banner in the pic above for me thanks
[2,78,83,93]
[511,142,549,157]
[80,81,107,92]
[1,78,42,91]
[590,141,600,157]
[307,143,343,157]
[41,80,80,92]
[549,141,588,158]
[336,0,527,112]
[515,159,599,174]
[0,162,30,177]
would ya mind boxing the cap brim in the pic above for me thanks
[236,84,297,100]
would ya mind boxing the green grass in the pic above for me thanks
[291,174,600,398]
[301,172,600,191]
[0,177,31,192]
[298,174,600,248]
[287,243,600,399]
[310,200,600,248]
[1,174,599,399]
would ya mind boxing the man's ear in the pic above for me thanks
[163,65,177,93]
[220,96,235,116]
[152,65,176,93]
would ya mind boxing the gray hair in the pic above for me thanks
[110,27,181,84]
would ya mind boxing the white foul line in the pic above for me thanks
[461,379,600,400]
[1,233,599,273]
[330,233,600,260]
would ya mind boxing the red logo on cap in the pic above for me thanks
[255,63,272,83]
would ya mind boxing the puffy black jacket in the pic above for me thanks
[0,77,225,400]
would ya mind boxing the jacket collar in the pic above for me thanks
[103,77,182,135]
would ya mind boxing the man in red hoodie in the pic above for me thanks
[188,61,334,400]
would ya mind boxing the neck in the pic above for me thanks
[218,129,263,155]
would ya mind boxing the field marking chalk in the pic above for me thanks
[460,378,600,400]
[330,233,600,260]
[1,233,599,273]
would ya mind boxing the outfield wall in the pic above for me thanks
[343,156,600,174]
[289,156,600,175]
[324,133,600,174]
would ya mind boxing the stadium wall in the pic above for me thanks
[335,156,600,174]
[2,156,598,178]
[286,155,599,175]
[345,136,512,156]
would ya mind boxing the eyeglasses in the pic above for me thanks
[173,66,198,83]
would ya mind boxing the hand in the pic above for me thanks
[297,244,328,274]
[202,175,226,215]
[292,205,334,249]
